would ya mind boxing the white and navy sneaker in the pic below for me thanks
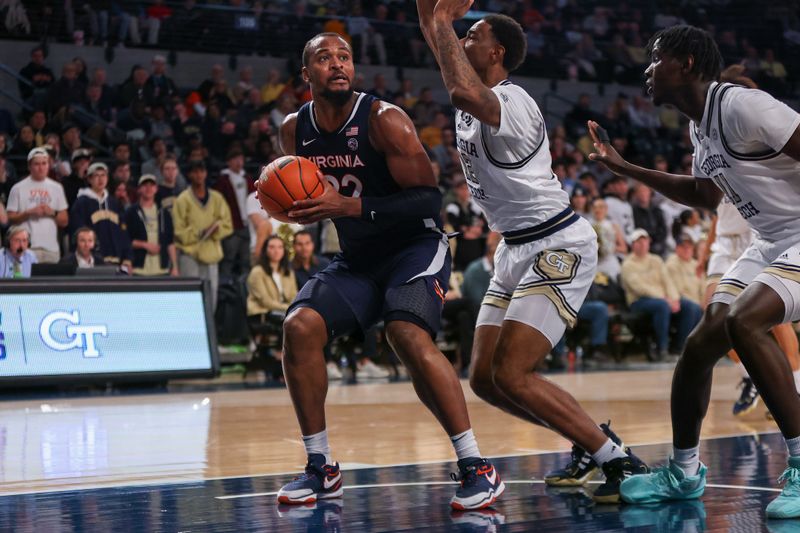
[544,422,622,486]
[450,458,505,510]
[733,377,760,416]
[277,454,343,504]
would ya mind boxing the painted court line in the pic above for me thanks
[215,479,781,500]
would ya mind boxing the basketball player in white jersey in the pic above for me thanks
[589,24,800,518]
[418,0,648,503]
[705,202,800,417]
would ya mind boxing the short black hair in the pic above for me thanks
[646,25,722,82]
[483,14,527,72]
[302,33,352,67]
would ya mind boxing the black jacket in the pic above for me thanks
[124,203,175,270]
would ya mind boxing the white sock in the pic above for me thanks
[672,445,701,476]
[302,430,332,464]
[793,370,800,394]
[591,438,627,466]
[786,436,800,457]
[737,362,749,379]
[451,429,481,461]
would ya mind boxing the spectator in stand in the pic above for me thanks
[126,174,178,276]
[155,156,185,211]
[113,141,132,167]
[419,111,449,150]
[59,227,105,270]
[347,2,387,65]
[70,162,132,269]
[602,175,634,243]
[621,229,702,360]
[0,201,6,226]
[141,136,168,179]
[412,87,439,127]
[144,55,177,106]
[117,100,152,142]
[431,128,458,175]
[291,229,330,289]
[236,65,256,99]
[666,234,704,308]
[18,46,54,105]
[144,0,172,45]
[394,78,418,111]
[0,153,16,206]
[111,161,136,205]
[173,160,233,310]
[0,226,37,278]
[198,64,225,103]
[63,148,92,208]
[570,186,591,217]
[674,208,704,245]
[9,126,36,178]
[589,197,625,282]
[564,93,604,140]
[461,231,501,317]
[260,69,286,106]
[214,148,255,279]
[631,183,668,257]
[90,67,114,113]
[366,73,391,100]
[80,83,113,138]
[760,49,789,97]
[446,174,487,271]
[149,102,174,145]
[60,123,83,163]
[269,93,297,131]
[245,189,271,264]
[47,62,86,120]
[6,148,68,263]
[116,65,149,109]
[28,111,47,147]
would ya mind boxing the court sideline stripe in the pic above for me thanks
[0,430,780,498]
[216,479,782,500]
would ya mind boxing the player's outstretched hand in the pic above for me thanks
[432,0,474,21]
[288,178,358,224]
[587,120,629,177]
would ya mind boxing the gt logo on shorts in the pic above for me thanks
[533,249,580,283]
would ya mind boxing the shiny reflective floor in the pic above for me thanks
[0,365,793,531]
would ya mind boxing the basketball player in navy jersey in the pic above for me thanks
[271,33,504,511]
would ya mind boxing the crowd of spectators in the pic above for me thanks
[3,1,797,91]
[1,0,798,377]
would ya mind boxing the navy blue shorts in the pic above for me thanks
[288,234,451,339]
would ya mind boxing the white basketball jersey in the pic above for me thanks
[691,82,800,243]
[715,196,751,237]
[454,80,569,233]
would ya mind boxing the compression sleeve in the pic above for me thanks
[360,186,442,223]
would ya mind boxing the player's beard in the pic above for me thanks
[321,87,353,106]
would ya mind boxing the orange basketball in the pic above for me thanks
[256,156,325,222]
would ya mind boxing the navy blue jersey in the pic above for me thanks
[295,92,442,262]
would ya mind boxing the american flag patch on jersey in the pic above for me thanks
[345,126,359,136]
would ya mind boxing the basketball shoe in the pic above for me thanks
[450,458,505,510]
[592,450,650,503]
[620,459,706,504]
[766,457,800,518]
[733,377,760,416]
[276,454,343,504]
[544,422,623,486]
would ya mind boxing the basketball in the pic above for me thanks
[256,155,325,222]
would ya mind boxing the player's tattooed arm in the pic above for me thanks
[417,0,441,63]
[278,113,297,155]
[431,0,501,128]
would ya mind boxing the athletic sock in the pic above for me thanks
[793,370,800,394]
[302,430,332,465]
[591,438,627,466]
[672,445,701,476]
[737,362,749,379]
[785,436,800,457]
[450,429,481,461]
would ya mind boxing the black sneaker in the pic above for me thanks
[592,450,650,503]
[733,377,760,416]
[544,422,622,486]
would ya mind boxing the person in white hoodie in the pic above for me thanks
[69,162,132,271]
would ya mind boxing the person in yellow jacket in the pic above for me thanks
[621,229,702,360]
[246,235,298,363]
[665,234,705,307]
[173,160,233,310]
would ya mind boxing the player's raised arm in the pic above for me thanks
[588,121,723,210]
[429,0,501,127]
[417,0,441,63]
[278,113,298,156]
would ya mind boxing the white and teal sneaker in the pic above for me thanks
[620,459,706,504]
[766,457,800,519]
